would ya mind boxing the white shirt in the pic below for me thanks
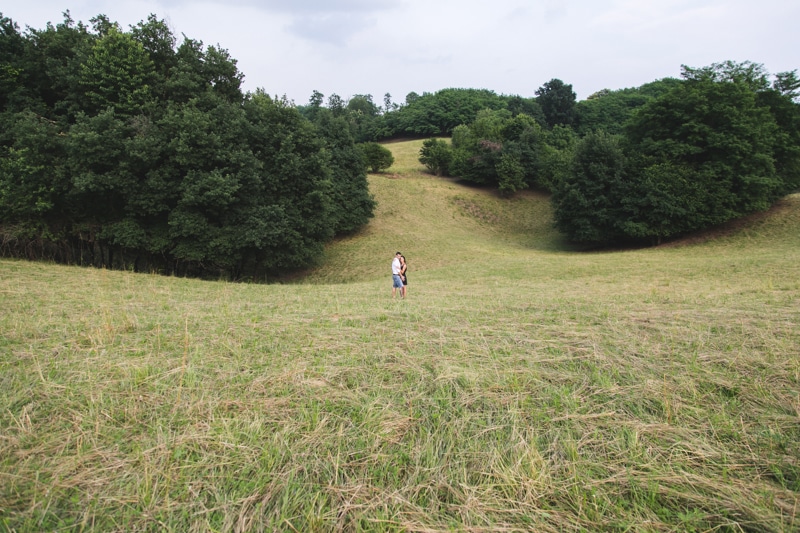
[392,257,402,275]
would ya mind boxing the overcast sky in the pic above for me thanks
[4,0,799,105]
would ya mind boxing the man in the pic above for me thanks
[391,251,404,298]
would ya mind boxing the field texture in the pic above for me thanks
[1,140,799,532]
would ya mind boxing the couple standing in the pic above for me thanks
[391,251,408,298]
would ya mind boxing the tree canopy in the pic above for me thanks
[0,12,373,279]
[552,61,800,245]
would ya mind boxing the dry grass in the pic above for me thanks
[1,140,799,532]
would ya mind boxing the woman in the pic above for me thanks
[400,255,408,298]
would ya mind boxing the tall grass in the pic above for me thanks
[1,140,798,531]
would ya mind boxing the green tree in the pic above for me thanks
[0,13,375,278]
[627,63,783,221]
[551,131,627,243]
[347,94,379,116]
[553,61,799,246]
[345,94,383,142]
[505,95,545,124]
[78,26,155,116]
[537,125,577,191]
[773,70,800,102]
[327,93,345,116]
[418,138,452,176]
[496,152,526,196]
[393,88,508,137]
[359,142,394,172]
[0,14,27,112]
[311,108,375,234]
[240,92,335,273]
[0,111,70,227]
[574,79,680,136]
[19,12,94,118]
[203,45,243,103]
[535,78,576,128]
[129,14,177,101]
[618,161,704,243]
[448,110,554,192]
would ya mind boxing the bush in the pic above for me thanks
[359,142,394,173]
[418,138,452,176]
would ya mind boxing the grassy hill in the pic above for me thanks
[300,140,564,284]
[1,140,799,531]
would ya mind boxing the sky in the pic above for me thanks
[4,0,799,106]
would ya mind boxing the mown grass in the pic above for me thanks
[1,140,799,532]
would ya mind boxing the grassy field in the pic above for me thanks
[1,139,799,532]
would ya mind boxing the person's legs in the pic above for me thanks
[392,275,402,298]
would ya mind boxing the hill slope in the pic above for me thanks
[303,138,800,284]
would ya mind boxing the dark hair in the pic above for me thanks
[396,251,402,255]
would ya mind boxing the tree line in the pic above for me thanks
[416,63,800,245]
[0,12,374,279]
[295,61,798,246]
[296,88,544,143]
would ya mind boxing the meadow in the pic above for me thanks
[1,139,799,532]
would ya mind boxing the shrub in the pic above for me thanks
[359,142,394,173]
[418,138,452,176]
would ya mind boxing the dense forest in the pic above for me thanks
[0,12,375,279]
[2,12,799,278]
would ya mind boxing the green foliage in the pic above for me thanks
[553,61,800,245]
[310,108,375,234]
[447,109,572,193]
[628,64,784,217]
[551,131,627,243]
[358,141,395,173]
[574,78,680,136]
[14,13,94,119]
[773,70,800,101]
[496,152,526,196]
[129,14,177,83]
[756,85,800,194]
[505,94,545,123]
[536,78,577,128]
[0,111,70,225]
[0,13,373,279]
[347,94,380,116]
[390,88,510,137]
[78,27,155,117]
[418,138,452,176]
[297,88,546,144]
[618,161,704,242]
[0,15,27,111]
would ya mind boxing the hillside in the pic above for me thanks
[302,139,800,284]
[1,139,799,532]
